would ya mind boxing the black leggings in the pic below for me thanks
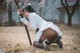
[33,28,58,48]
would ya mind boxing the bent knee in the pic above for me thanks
[33,41,39,47]
[33,41,43,48]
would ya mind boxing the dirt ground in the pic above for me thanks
[0,24,80,53]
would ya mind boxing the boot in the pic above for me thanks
[42,39,49,50]
[56,36,63,48]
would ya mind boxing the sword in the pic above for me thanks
[14,0,32,45]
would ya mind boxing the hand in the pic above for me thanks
[17,9,23,15]
[17,9,24,18]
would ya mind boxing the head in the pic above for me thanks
[22,5,35,17]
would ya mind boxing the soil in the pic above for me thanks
[0,24,80,53]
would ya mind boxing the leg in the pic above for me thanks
[35,28,57,49]
[39,28,58,43]
[33,28,49,50]
[33,28,59,50]
[46,36,63,48]
[41,28,58,44]
[33,41,44,48]
[33,41,49,50]
[33,28,56,50]
[41,28,63,48]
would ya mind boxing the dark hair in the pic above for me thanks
[22,5,35,13]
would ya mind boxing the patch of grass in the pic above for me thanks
[14,43,22,53]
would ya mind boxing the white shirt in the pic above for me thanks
[20,12,62,42]
[28,12,46,29]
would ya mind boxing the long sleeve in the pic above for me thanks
[17,11,30,26]
[28,12,46,29]
[18,15,30,26]
[20,18,31,27]
[20,18,29,25]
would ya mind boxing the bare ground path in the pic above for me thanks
[0,24,80,53]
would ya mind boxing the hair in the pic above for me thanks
[22,5,35,13]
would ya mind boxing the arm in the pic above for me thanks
[17,9,30,26]
[20,17,30,26]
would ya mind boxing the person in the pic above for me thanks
[17,4,63,50]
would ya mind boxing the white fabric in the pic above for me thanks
[43,39,47,48]
[19,12,62,42]
[20,18,28,25]
[18,15,31,27]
